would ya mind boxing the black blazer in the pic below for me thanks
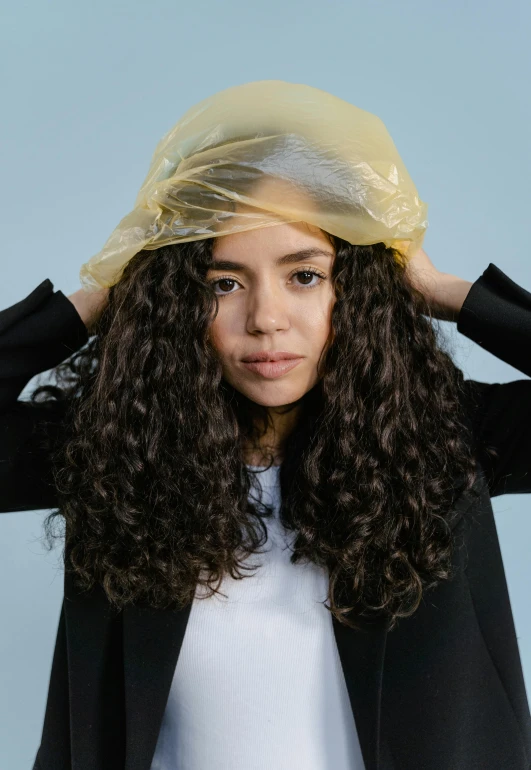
[1,265,531,770]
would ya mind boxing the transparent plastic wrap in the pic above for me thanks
[79,80,428,292]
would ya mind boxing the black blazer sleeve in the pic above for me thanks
[0,279,89,512]
[456,263,531,497]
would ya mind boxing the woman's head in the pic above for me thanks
[36,229,480,630]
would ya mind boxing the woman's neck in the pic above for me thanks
[243,403,301,467]
[244,446,284,467]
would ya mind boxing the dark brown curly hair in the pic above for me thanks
[32,234,483,631]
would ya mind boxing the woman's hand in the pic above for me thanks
[404,246,473,323]
[67,285,110,334]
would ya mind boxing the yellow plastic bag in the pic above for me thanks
[79,80,428,292]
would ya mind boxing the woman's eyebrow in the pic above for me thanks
[209,247,334,271]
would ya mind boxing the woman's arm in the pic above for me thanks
[456,264,531,378]
[0,279,89,512]
[0,279,89,410]
[412,258,531,497]
[66,284,109,335]
[455,264,531,496]
[404,245,474,322]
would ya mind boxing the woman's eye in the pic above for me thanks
[292,270,324,288]
[209,269,325,295]
[211,278,239,295]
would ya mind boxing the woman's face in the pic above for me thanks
[207,221,336,407]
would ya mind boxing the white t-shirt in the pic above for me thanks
[150,464,366,770]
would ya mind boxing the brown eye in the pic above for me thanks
[210,278,240,295]
[291,269,326,289]
[217,279,236,293]
[297,271,315,285]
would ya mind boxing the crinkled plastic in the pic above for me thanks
[79,80,428,292]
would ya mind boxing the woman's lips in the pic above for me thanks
[242,358,303,379]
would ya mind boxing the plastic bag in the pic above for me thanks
[79,80,428,292]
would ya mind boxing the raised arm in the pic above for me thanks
[405,249,531,496]
[0,279,90,512]
[455,263,531,496]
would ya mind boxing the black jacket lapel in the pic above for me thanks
[333,614,389,770]
[123,600,193,770]
[330,476,482,770]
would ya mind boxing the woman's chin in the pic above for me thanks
[223,365,319,408]
[238,383,312,408]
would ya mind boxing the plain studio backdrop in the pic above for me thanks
[1,1,530,767]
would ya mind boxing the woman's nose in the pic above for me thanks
[245,284,291,335]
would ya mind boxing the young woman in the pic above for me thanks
[1,220,530,770]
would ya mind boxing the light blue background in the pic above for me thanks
[1,1,530,766]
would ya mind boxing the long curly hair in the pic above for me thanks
[33,234,483,631]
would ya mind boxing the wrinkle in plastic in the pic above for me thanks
[79,80,428,292]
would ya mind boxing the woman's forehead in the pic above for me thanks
[211,222,335,262]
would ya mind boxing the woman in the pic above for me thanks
[1,225,531,770]
[2,78,531,769]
